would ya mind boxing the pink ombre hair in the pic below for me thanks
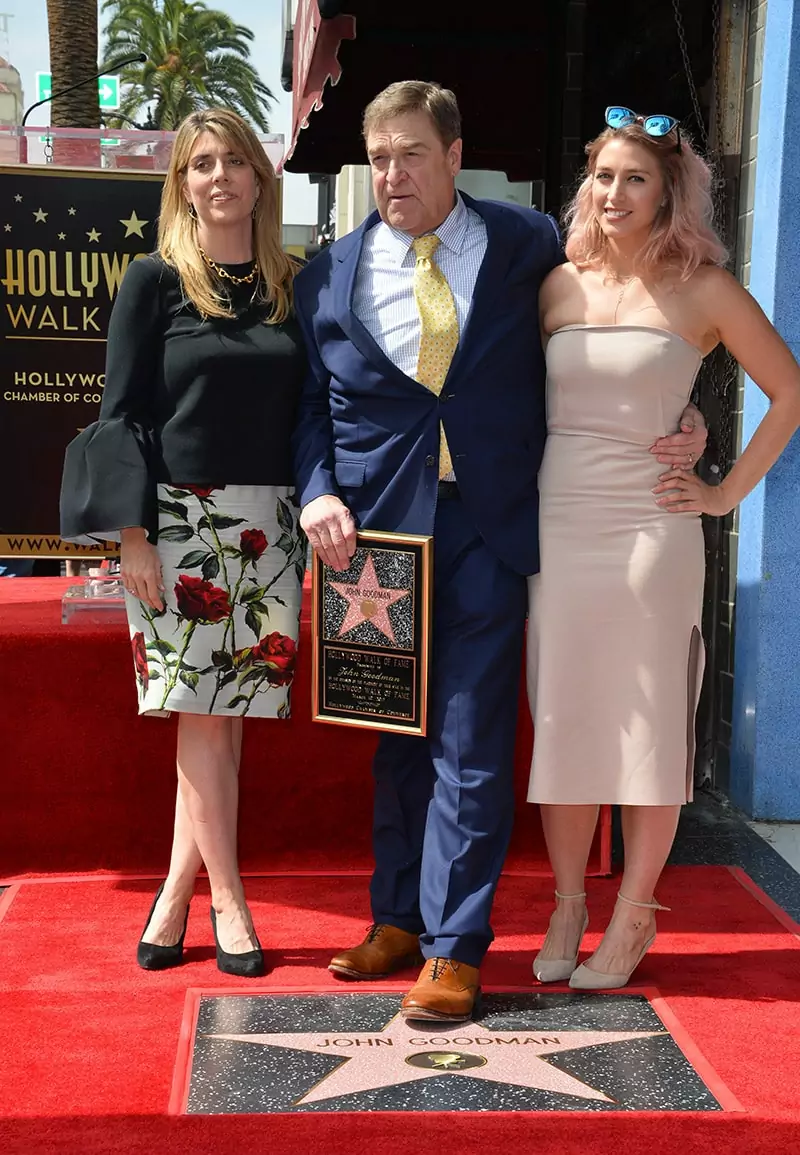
[564,124,728,279]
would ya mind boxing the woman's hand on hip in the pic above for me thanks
[120,527,165,609]
[300,495,357,571]
[652,471,732,517]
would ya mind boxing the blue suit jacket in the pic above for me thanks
[291,193,562,576]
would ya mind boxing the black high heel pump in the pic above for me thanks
[136,882,190,970]
[210,905,265,978]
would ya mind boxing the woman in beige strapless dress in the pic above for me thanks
[530,322,706,809]
[528,112,800,991]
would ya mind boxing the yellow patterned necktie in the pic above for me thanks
[412,234,459,479]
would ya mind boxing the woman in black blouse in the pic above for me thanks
[61,109,308,978]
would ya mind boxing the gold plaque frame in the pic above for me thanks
[311,529,433,735]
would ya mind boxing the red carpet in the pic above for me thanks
[0,578,610,876]
[0,867,798,1152]
[0,1115,796,1155]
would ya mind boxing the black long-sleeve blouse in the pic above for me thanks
[60,254,307,544]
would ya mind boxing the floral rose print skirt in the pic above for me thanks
[125,484,306,717]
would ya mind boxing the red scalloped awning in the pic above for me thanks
[281,1,356,172]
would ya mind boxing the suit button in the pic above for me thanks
[425,455,436,467]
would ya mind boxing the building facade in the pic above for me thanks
[0,55,23,127]
[731,0,800,819]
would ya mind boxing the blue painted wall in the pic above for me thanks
[731,0,800,818]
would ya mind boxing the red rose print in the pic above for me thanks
[174,574,232,623]
[131,631,149,690]
[240,528,268,563]
[249,631,297,685]
[181,485,226,499]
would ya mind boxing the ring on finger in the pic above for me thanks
[687,452,694,464]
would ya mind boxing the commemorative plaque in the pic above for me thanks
[312,530,433,735]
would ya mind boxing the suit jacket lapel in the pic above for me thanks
[446,194,516,383]
[332,212,426,392]
[332,195,519,391]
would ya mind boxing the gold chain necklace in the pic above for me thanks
[198,246,258,285]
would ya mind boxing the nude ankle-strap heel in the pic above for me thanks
[568,892,670,991]
[533,890,589,983]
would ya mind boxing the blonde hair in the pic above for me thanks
[362,81,461,148]
[157,108,299,323]
[564,123,728,279]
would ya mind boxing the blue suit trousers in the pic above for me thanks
[369,494,528,967]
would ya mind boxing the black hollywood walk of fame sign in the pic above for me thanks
[177,992,735,1114]
[0,165,163,554]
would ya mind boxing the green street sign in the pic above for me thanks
[98,77,121,110]
[35,71,121,110]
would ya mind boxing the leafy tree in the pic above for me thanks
[101,0,274,131]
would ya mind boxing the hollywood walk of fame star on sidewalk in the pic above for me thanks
[208,1012,666,1107]
[329,552,411,645]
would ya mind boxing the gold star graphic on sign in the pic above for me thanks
[87,228,101,243]
[58,232,66,240]
[33,208,48,223]
[68,207,77,216]
[120,210,149,238]
[14,194,22,203]
[3,224,11,232]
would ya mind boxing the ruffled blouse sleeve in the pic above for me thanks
[60,256,165,544]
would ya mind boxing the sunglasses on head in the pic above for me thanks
[605,106,682,153]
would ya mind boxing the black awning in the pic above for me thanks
[282,0,557,182]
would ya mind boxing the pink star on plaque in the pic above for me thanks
[329,552,411,644]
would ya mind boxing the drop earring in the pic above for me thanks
[187,203,198,221]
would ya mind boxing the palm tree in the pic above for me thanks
[46,0,100,127]
[101,0,274,131]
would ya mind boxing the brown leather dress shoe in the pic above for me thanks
[328,924,424,979]
[400,957,480,1022]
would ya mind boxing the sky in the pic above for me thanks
[0,0,318,223]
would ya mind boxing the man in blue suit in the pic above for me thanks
[292,81,706,1021]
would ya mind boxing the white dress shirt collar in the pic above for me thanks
[376,194,471,266]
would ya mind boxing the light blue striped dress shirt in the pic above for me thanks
[353,194,488,377]
[352,195,488,482]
